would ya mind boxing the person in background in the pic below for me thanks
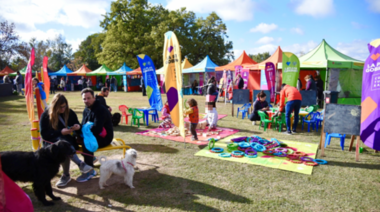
[192,80,198,95]
[78,77,83,91]
[50,77,56,94]
[60,77,66,91]
[249,91,269,125]
[297,77,302,91]
[305,75,317,91]
[235,74,244,89]
[33,77,48,109]
[66,77,71,91]
[141,76,146,96]
[105,77,110,88]
[3,75,12,84]
[205,77,219,129]
[82,77,88,89]
[314,75,324,108]
[95,87,112,112]
[88,78,92,88]
[78,88,114,182]
[39,94,93,187]
[184,98,199,141]
[159,100,172,128]
[111,76,117,92]
[278,83,302,135]
[15,71,24,95]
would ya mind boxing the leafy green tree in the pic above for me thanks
[249,52,271,63]
[74,33,105,70]
[49,35,72,71]
[0,21,19,70]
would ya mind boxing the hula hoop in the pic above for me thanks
[210,147,224,153]
[208,139,215,149]
[231,150,245,156]
[245,148,257,156]
[238,142,250,148]
[252,144,266,152]
[313,159,328,165]
[218,153,231,158]
[286,154,300,160]
[263,149,275,155]
[289,158,303,164]
[245,154,258,158]
[300,156,314,162]
[273,152,287,157]
[304,161,318,166]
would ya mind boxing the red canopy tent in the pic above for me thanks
[126,67,142,91]
[0,66,15,76]
[126,67,142,75]
[215,51,257,71]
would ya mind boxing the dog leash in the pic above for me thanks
[43,140,95,158]
[121,160,134,173]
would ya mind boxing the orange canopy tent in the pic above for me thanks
[67,65,93,76]
[0,66,15,76]
[215,51,257,71]
[126,67,142,75]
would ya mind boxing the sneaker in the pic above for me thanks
[76,169,97,183]
[56,174,71,187]
[252,122,256,126]
[79,162,93,174]
[292,130,297,134]
[283,131,292,135]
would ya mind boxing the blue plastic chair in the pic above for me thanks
[302,112,318,132]
[147,108,159,123]
[325,133,346,150]
[316,110,324,130]
[237,103,251,119]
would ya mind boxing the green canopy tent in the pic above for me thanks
[278,39,364,105]
[86,64,114,76]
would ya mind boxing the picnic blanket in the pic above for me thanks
[136,127,239,145]
[184,114,227,122]
[195,135,319,175]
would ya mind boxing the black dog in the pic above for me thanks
[1,140,76,206]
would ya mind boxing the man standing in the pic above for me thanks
[110,76,117,92]
[141,76,146,96]
[82,77,87,89]
[78,78,83,91]
[95,87,112,112]
[15,71,24,95]
[77,88,113,182]
[50,77,56,94]
[278,84,302,135]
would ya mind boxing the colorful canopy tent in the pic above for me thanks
[183,55,218,73]
[278,39,364,105]
[215,51,258,71]
[0,66,15,76]
[108,63,133,75]
[126,67,142,75]
[125,67,142,92]
[67,64,93,76]
[48,64,73,76]
[86,64,114,76]
[156,67,164,75]
[182,58,193,70]
[9,67,30,76]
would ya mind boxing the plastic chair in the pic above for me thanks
[325,133,346,150]
[128,108,145,127]
[316,110,324,131]
[118,105,132,124]
[258,111,272,131]
[272,113,290,132]
[306,106,315,113]
[302,112,318,132]
[147,108,159,123]
[237,103,251,119]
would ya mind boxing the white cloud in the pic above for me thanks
[351,22,370,29]
[256,36,274,44]
[18,29,64,42]
[292,0,334,18]
[248,44,278,55]
[335,40,370,61]
[291,27,304,35]
[233,49,243,58]
[366,0,380,13]
[282,40,319,56]
[250,23,278,34]
[67,38,83,52]
[166,0,255,22]
[0,0,108,31]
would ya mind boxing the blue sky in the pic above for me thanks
[1,0,379,61]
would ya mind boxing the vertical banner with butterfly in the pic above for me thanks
[282,52,300,87]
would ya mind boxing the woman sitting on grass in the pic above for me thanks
[249,91,269,125]
[159,100,173,128]
[40,93,93,187]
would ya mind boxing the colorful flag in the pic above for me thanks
[265,62,276,102]
[241,68,249,89]
[361,38,380,151]
[25,48,35,123]
[163,31,185,137]
[137,54,163,111]
[234,65,242,89]
[282,52,300,87]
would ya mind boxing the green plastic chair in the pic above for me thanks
[306,106,315,113]
[272,113,292,132]
[128,108,145,127]
[258,111,272,131]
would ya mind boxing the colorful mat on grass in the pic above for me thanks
[136,127,239,145]
[184,114,227,122]
[195,136,319,175]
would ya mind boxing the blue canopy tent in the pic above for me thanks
[48,65,73,76]
[182,55,219,95]
[106,63,133,92]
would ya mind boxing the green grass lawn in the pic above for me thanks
[1,91,379,212]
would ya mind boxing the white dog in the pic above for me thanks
[98,149,137,189]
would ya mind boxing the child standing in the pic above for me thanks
[185,98,199,141]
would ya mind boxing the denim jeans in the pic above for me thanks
[113,84,117,92]
[285,100,301,132]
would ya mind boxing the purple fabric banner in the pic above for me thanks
[241,68,249,89]
[265,62,276,102]
[360,39,380,151]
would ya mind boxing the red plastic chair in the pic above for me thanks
[119,105,132,124]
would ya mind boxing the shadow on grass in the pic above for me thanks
[0,95,25,102]
[113,125,159,133]
[130,144,179,154]
[327,160,380,170]
[41,168,251,211]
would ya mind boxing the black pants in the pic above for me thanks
[190,123,198,139]
[50,86,56,94]
[82,136,112,167]
[142,87,146,96]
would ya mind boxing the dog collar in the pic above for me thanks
[121,161,134,173]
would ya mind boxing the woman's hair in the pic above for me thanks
[32,77,39,83]
[187,98,198,107]
[314,75,321,80]
[49,93,69,130]
[257,91,266,99]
